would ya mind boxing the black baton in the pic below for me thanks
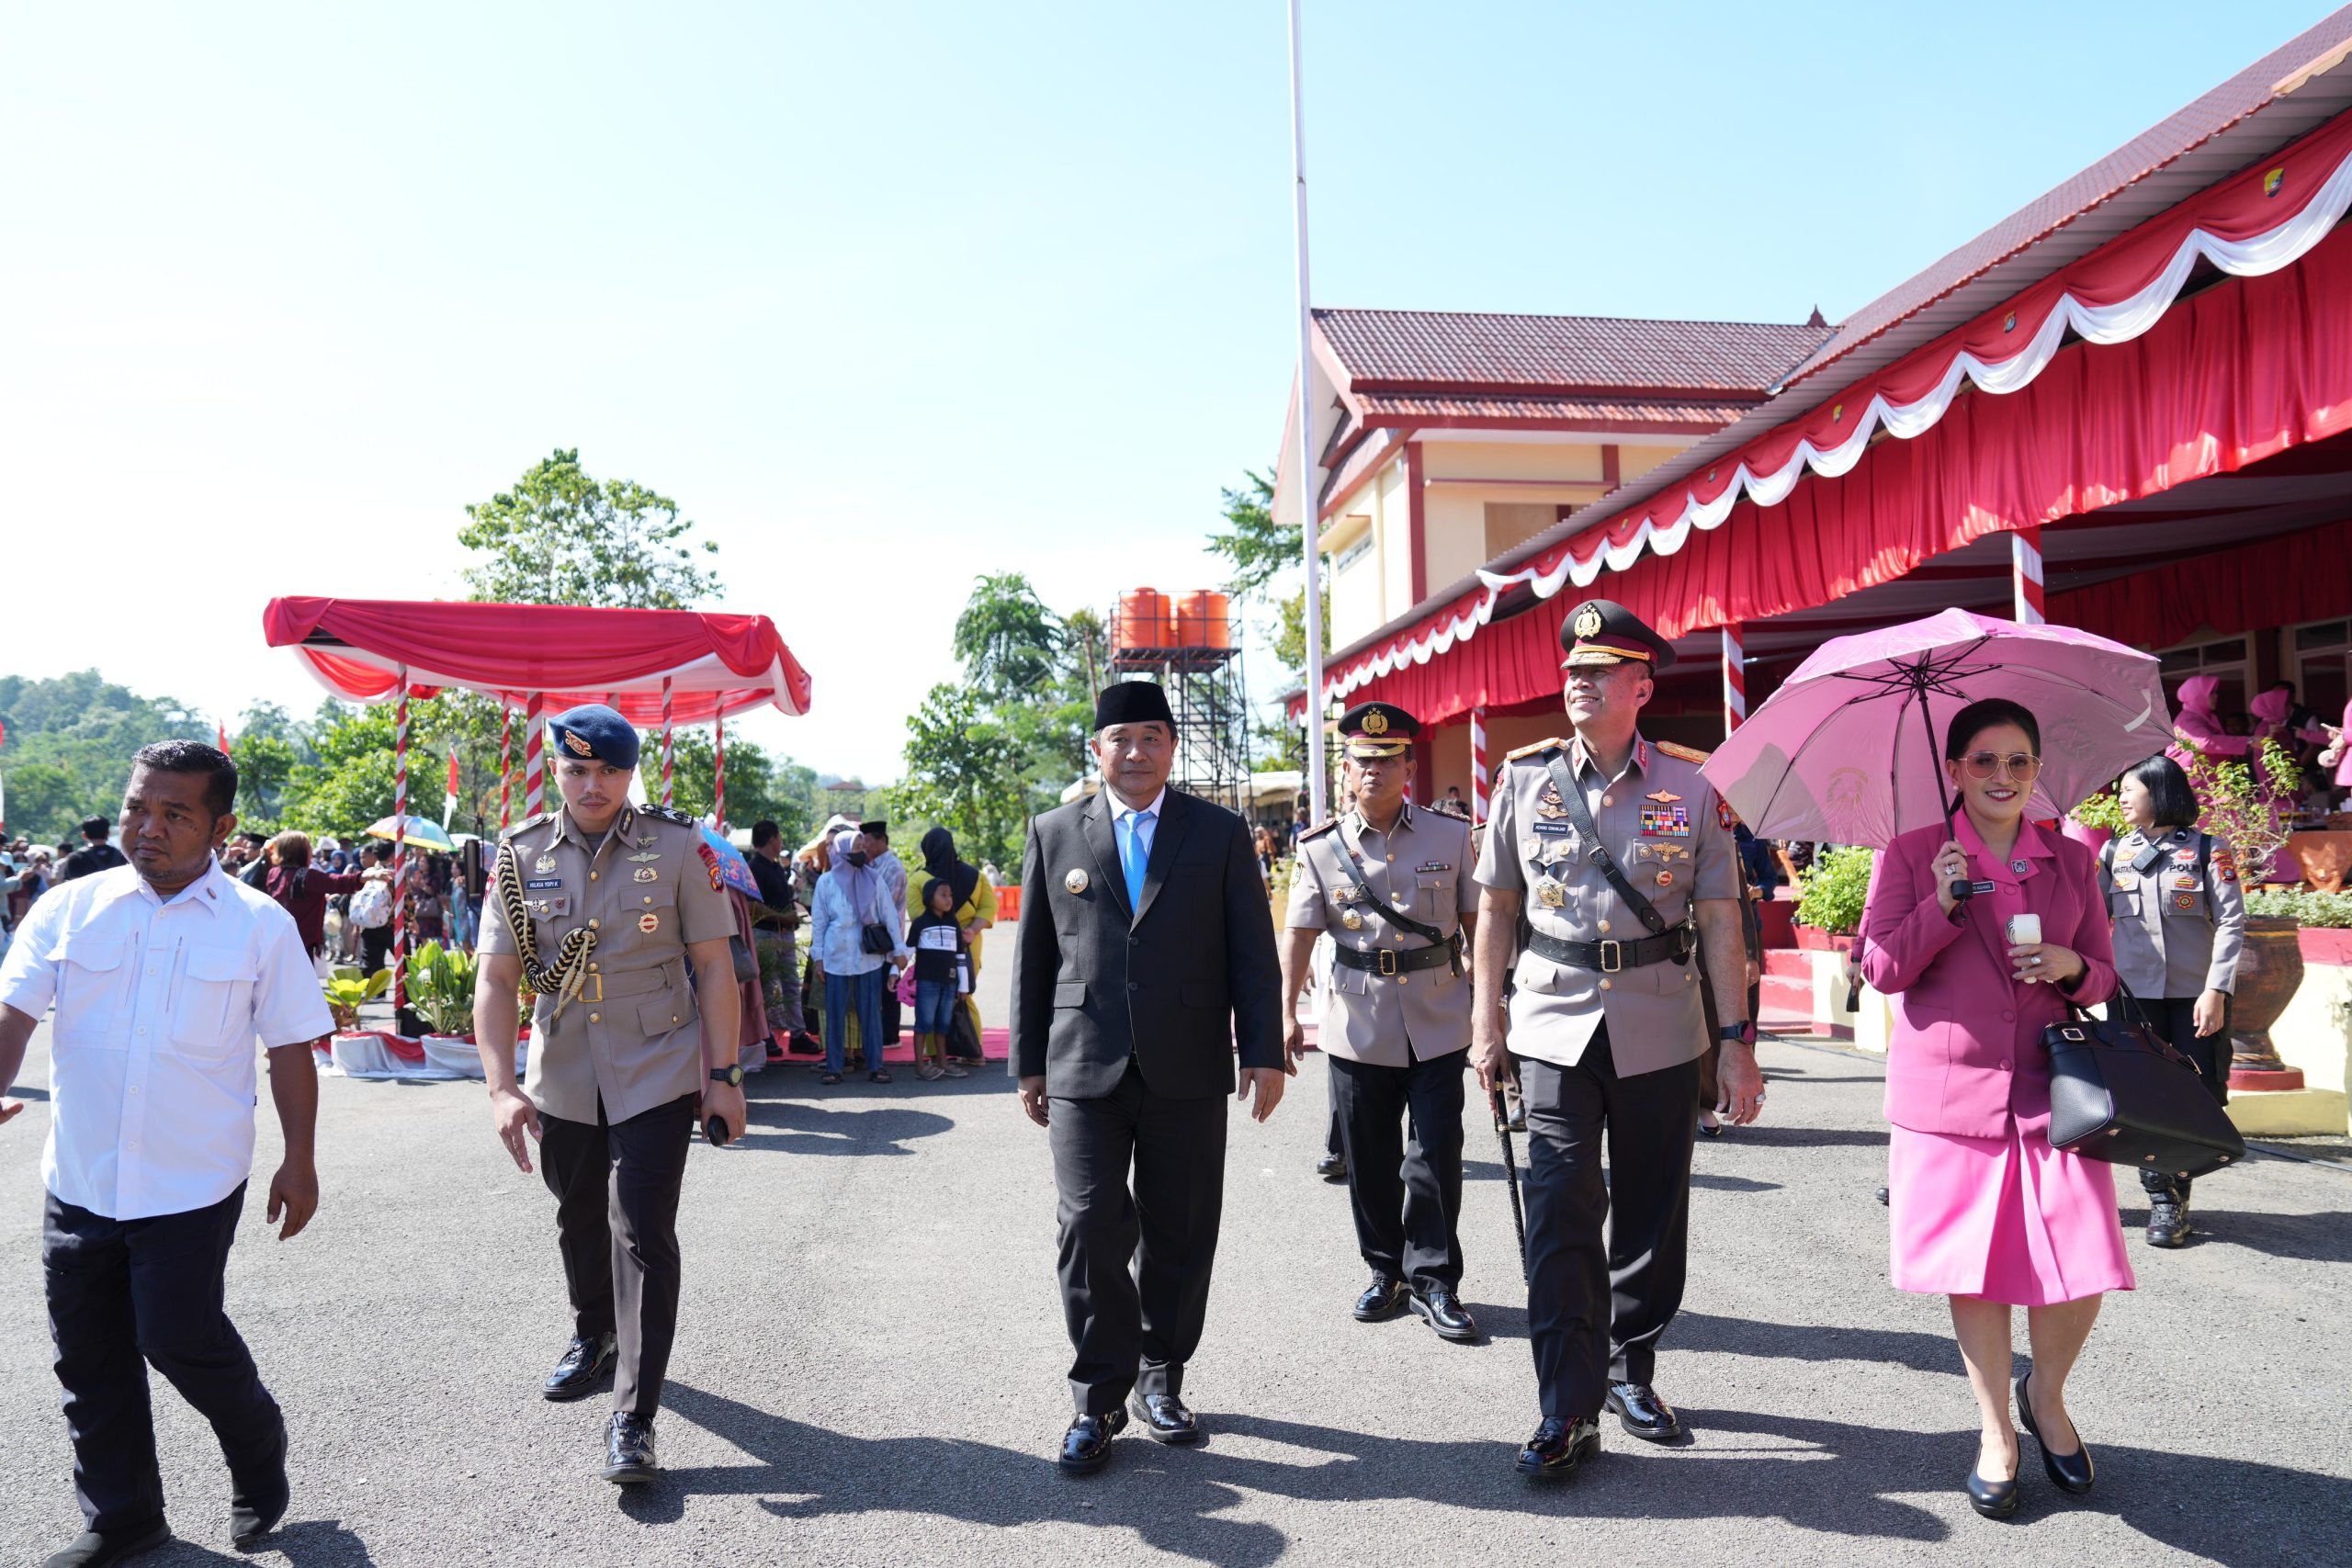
[1489,1087,1529,1284]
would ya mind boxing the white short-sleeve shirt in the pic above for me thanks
[0,858,334,1220]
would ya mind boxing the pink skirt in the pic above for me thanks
[1887,1121,2136,1306]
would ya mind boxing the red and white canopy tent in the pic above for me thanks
[1290,12,2352,822]
[262,595,813,1007]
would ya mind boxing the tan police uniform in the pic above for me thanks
[2097,823,2247,1201]
[1288,794,1478,1298]
[477,799,735,1418]
[1471,596,1747,1438]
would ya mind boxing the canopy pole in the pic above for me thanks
[1723,623,1747,738]
[2011,528,2046,625]
[1288,0,1326,823]
[1470,705,1488,826]
[713,713,726,832]
[660,678,676,808]
[497,699,514,830]
[523,693,546,817]
[391,667,410,1011]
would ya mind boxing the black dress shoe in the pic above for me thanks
[600,1412,660,1485]
[1409,1286,1479,1342]
[1315,1152,1348,1180]
[1129,1393,1204,1445]
[2017,1372,2094,1494]
[1515,1416,1600,1478]
[543,1332,617,1402]
[1965,1462,2020,1519]
[1604,1382,1685,1442]
[2145,1192,2191,1248]
[1057,1408,1128,1473]
[229,1415,290,1548]
[1353,1274,1408,1322]
[41,1524,171,1568]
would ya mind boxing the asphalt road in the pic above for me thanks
[3,1016,2347,1568]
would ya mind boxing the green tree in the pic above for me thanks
[230,734,298,830]
[458,447,721,609]
[1204,469,1287,597]
[278,707,401,836]
[660,729,823,847]
[0,671,210,842]
[890,683,1024,873]
[953,572,1062,701]
[4,761,83,841]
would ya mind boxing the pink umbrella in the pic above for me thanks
[1700,609,2171,849]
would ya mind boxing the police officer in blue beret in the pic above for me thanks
[472,704,742,1485]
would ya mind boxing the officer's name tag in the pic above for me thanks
[1417,861,1449,873]
[525,877,563,890]
[1532,821,1576,835]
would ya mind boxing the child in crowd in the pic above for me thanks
[907,876,968,1081]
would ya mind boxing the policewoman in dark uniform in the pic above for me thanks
[1469,600,1763,1479]
[2098,753,2246,1248]
[471,705,742,1485]
[1278,702,1481,1340]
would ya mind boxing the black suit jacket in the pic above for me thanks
[1011,785,1282,1100]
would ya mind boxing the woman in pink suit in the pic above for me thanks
[1860,698,2127,1520]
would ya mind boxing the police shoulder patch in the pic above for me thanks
[1654,741,1712,764]
[1506,737,1566,762]
[1298,818,1338,841]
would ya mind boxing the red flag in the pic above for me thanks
[217,723,231,752]
[444,750,461,828]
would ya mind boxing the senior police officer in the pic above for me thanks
[471,704,742,1485]
[1470,599,1763,1479]
[1279,702,1481,1341]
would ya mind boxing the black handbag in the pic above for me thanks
[2044,990,2245,1181]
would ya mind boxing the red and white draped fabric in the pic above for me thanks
[1470,706,1489,826]
[261,598,813,722]
[497,701,514,830]
[391,670,410,1008]
[660,676,676,808]
[523,693,546,818]
[1315,107,2352,716]
[712,713,726,832]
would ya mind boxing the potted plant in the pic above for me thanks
[1792,846,1873,951]
[322,966,392,1033]
[403,941,484,1076]
[2179,737,2306,1081]
[2063,786,2126,855]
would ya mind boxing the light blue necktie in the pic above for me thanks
[1120,811,1150,910]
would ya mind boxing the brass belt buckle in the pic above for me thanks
[1600,940,1623,974]
[1378,949,1398,976]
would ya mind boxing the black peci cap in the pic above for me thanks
[1094,681,1174,731]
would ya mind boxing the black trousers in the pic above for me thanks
[538,1093,695,1417]
[1330,1049,1466,1291]
[1049,1062,1227,1414]
[43,1183,284,1535]
[359,923,393,977]
[1516,1027,1699,1421]
[2115,994,2231,1198]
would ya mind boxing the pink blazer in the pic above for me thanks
[1860,818,2117,1140]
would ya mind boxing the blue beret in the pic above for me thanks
[548,704,640,770]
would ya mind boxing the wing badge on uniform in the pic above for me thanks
[1536,784,1569,819]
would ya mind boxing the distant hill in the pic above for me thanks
[0,671,212,845]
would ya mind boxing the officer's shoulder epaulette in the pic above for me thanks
[1654,741,1712,764]
[639,804,703,830]
[503,811,555,840]
[1297,818,1338,841]
[1505,737,1566,762]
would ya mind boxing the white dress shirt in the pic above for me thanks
[0,858,333,1220]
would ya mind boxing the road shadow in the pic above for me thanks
[1674,1311,1958,1376]
[130,1518,375,1567]
[727,1100,956,1157]
[1715,1126,1890,1152]
[2111,1201,2352,1265]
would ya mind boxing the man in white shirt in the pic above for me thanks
[0,741,333,1568]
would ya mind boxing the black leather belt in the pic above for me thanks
[1525,923,1693,973]
[1332,937,1460,976]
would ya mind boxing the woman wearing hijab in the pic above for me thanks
[910,827,997,1055]
[810,827,908,1085]
[2165,674,2251,767]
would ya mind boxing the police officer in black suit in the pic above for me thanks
[1012,680,1285,1474]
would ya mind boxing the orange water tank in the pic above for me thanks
[1173,590,1232,649]
[1114,588,1169,651]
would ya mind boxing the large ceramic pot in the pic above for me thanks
[2228,916,2307,1078]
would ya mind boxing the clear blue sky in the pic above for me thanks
[2,1,2335,780]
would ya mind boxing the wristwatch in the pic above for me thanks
[709,1065,744,1088]
[1718,1021,1757,1047]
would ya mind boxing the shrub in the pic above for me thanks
[2244,887,2352,929]
[402,941,480,1037]
[1795,846,1875,936]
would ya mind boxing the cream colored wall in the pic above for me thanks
[1378,460,1413,621]
[1329,517,1382,645]
[1423,489,1490,593]
[1426,721,1472,806]
[1619,443,1682,484]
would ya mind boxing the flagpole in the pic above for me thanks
[1289,0,1327,822]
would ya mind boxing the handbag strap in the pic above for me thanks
[1544,751,1670,934]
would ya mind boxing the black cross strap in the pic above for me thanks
[1328,813,1453,948]
[1544,751,1671,935]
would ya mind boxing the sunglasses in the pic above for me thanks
[1957,750,2042,781]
